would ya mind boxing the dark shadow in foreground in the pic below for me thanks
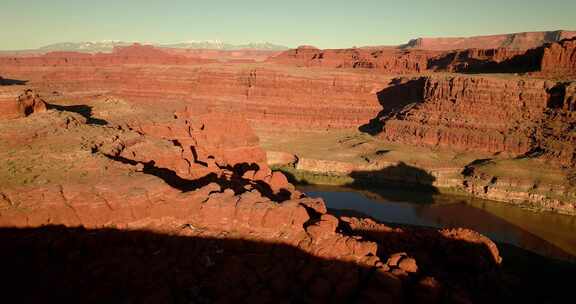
[0,226,390,304]
[46,103,108,125]
[337,221,575,304]
[0,225,573,303]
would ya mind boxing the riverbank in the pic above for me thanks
[298,184,576,303]
[300,184,576,260]
[302,184,576,303]
[260,129,576,215]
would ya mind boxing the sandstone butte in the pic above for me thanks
[0,30,575,303]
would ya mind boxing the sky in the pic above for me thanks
[1,0,575,50]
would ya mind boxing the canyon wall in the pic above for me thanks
[540,38,576,76]
[428,37,576,76]
[269,37,576,77]
[375,75,575,161]
[267,46,437,74]
[427,47,541,73]
[0,64,392,132]
[402,30,576,50]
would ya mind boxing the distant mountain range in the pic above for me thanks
[5,30,576,55]
[32,40,289,53]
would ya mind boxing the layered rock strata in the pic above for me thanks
[402,30,576,51]
[540,38,576,76]
[375,75,574,159]
[0,64,389,131]
[267,46,436,74]
[0,89,511,302]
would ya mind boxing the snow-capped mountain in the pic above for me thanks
[38,41,133,52]
[160,41,289,50]
[34,40,289,53]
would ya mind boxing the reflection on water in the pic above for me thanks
[300,185,576,261]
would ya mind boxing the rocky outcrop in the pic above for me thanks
[341,217,504,303]
[0,87,47,119]
[540,38,576,76]
[533,83,576,167]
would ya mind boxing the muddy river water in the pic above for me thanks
[300,185,576,261]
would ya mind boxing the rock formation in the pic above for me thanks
[427,47,541,73]
[268,46,435,74]
[373,75,555,155]
[540,37,576,76]
[0,87,47,119]
[270,35,576,77]
[0,63,391,132]
[0,90,514,302]
[402,30,576,50]
[427,37,576,76]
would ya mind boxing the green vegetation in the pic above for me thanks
[271,165,353,186]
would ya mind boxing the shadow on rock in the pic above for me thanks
[0,224,568,303]
[0,226,385,303]
[346,162,439,204]
[47,103,108,125]
[340,221,575,304]
[427,48,543,74]
[359,77,425,135]
[279,168,311,186]
[0,76,28,86]
[105,154,292,202]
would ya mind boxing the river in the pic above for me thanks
[300,185,576,261]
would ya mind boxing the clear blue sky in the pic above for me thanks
[1,0,575,50]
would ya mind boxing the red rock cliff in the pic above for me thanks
[403,30,576,50]
[540,38,576,76]
[268,46,437,74]
[375,75,568,156]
